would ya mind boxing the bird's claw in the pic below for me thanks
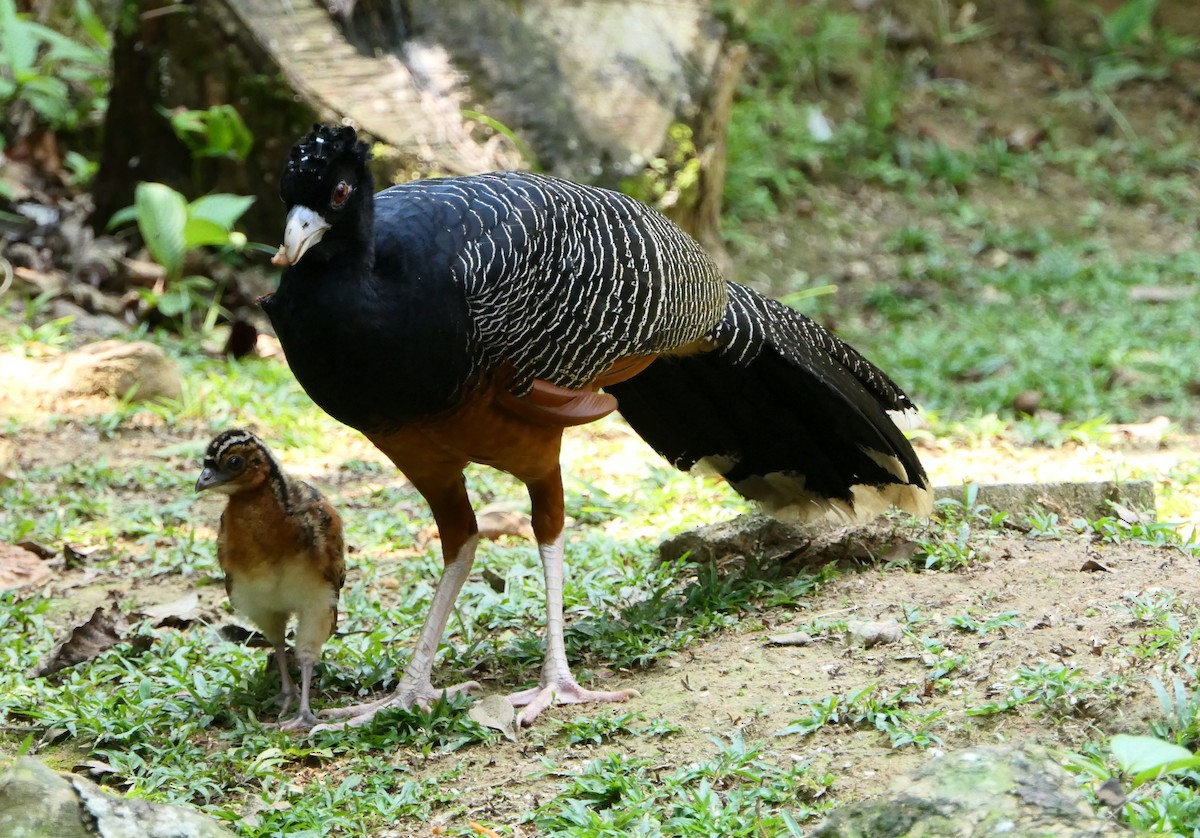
[508,679,640,727]
[266,709,319,735]
[272,688,300,718]
[310,680,482,733]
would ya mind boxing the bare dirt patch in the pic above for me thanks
[402,529,1196,830]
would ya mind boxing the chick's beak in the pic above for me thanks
[272,205,331,266]
[195,467,224,493]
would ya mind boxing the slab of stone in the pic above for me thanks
[808,743,1128,837]
[660,481,1157,565]
[0,757,235,838]
[934,480,1156,522]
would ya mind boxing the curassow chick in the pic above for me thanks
[195,429,345,731]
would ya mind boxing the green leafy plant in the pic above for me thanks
[161,104,254,161]
[108,182,254,334]
[1111,734,1200,787]
[775,684,945,749]
[946,610,1023,635]
[621,123,703,213]
[558,712,680,746]
[110,182,254,282]
[0,0,109,139]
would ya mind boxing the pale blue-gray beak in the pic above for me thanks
[275,205,331,266]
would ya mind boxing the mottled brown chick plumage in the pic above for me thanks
[196,429,345,731]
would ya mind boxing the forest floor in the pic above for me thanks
[3,385,1198,834]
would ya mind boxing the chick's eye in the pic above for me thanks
[226,455,245,472]
[331,181,352,208]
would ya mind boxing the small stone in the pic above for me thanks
[767,631,814,647]
[847,619,904,648]
[49,339,181,403]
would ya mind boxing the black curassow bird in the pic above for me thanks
[261,124,932,729]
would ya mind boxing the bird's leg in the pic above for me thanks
[314,474,481,731]
[508,471,639,726]
[275,658,319,732]
[269,635,299,718]
[274,603,336,732]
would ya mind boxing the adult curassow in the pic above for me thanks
[260,124,932,729]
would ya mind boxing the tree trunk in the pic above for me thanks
[91,0,740,256]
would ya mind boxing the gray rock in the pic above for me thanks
[661,480,1157,566]
[49,300,127,340]
[49,340,181,403]
[0,757,235,838]
[809,744,1128,837]
[934,481,1156,522]
[659,514,917,566]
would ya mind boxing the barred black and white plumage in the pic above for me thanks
[262,124,930,521]
[375,171,727,395]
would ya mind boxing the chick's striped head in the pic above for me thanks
[195,429,277,495]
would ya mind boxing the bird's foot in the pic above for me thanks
[508,677,640,727]
[271,687,299,718]
[266,708,319,734]
[310,679,481,733]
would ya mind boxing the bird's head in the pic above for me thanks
[195,429,275,495]
[271,123,372,267]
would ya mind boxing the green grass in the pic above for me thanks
[718,0,1200,432]
[531,735,832,836]
[0,343,838,833]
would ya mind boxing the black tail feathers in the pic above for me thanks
[605,285,932,522]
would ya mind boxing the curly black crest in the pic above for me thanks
[280,124,370,203]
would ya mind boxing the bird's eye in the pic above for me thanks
[226,455,245,473]
[331,181,352,208]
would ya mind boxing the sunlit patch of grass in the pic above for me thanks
[529,734,833,835]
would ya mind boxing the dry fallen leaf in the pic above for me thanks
[137,591,202,628]
[16,539,56,559]
[1128,285,1196,303]
[481,568,506,593]
[29,605,129,677]
[219,623,272,647]
[0,542,51,591]
[1109,502,1145,525]
[468,694,519,742]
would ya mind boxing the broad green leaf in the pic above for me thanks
[74,0,111,49]
[0,0,36,77]
[135,182,187,281]
[188,193,254,231]
[106,204,138,230]
[153,290,189,318]
[1111,733,1195,784]
[182,217,233,250]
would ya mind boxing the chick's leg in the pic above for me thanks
[251,611,298,718]
[271,639,299,718]
[315,473,480,731]
[277,597,337,732]
[507,470,639,726]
